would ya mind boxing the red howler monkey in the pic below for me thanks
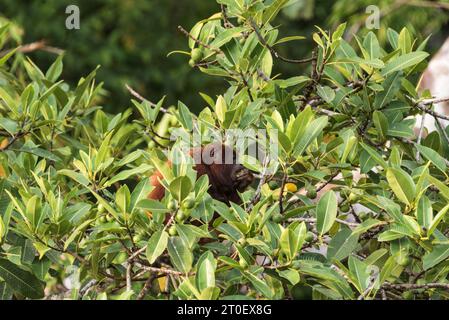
[149,143,254,204]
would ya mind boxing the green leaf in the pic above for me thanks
[327,227,359,261]
[45,54,64,82]
[196,251,216,292]
[416,196,433,231]
[316,190,338,235]
[423,245,449,270]
[95,132,113,169]
[278,269,300,285]
[373,111,389,141]
[294,116,328,157]
[137,199,169,214]
[274,36,306,46]
[58,169,90,186]
[17,146,62,162]
[0,118,17,135]
[382,51,429,77]
[348,256,369,293]
[280,222,306,261]
[146,230,169,264]
[415,144,447,173]
[167,236,193,274]
[0,258,44,299]
[428,175,449,201]
[317,86,335,103]
[115,185,131,214]
[64,219,95,250]
[130,178,153,214]
[0,47,18,67]
[386,167,416,205]
[0,282,13,300]
[428,204,449,237]
[373,72,401,109]
[359,143,388,169]
[243,271,274,298]
[104,164,152,187]
[210,27,246,49]
[177,101,193,131]
[215,95,227,123]
[169,176,193,202]
[263,0,289,25]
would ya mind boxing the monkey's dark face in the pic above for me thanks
[193,143,254,203]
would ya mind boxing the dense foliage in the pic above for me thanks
[1,0,448,112]
[1,0,449,300]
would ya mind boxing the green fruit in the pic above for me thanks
[306,188,317,199]
[182,197,195,210]
[305,231,314,242]
[97,204,105,214]
[272,213,284,223]
[340,204,350,212]
[358,211,369,221]
[340,189,350,199]
[99,216,107,223]
[148,141,156,149]
[348,192,358,202]
[133,234,143,243]
[287,167,295,175]
[291,284,313,300]
[169,116,178,126]
[167,200,177,211]
[188,59,196,68]
[168,225,177,236]
[397,256,412,267]
[191,48,203,62]
[176,211,186,222]
[268,181,279,190]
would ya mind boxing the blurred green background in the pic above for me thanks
[1,0,449,113]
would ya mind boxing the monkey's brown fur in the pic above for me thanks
[148,143,254,204]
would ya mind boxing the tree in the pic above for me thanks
[0,0,449,300]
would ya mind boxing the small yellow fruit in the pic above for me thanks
[0,139,8,150]
[284,183,298,193]
[168,225,177,236]
[182,196,195,210]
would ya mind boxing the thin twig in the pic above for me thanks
[412,96,449,121]
[178,25,222,54]
[137,275,156,300]
[434,115,449,146]
[416,109,426,161]
[125,84,171,115]
[134,263,184,276]
[247,156,270,212]
[279,173,288,214]
[382,282,449,291]
[126,262,133,291]
[0,40,64,57]
[248,19,313,64]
